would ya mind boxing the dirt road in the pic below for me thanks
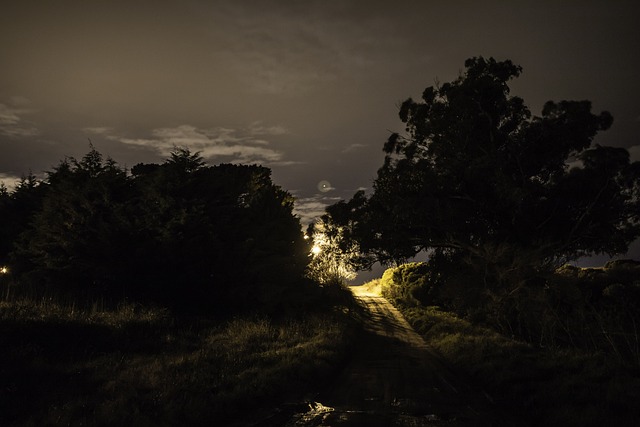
[283,286,503,426]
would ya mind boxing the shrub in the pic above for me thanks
[379,259,640,365]
[380,262,431,307]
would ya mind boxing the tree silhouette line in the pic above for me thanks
[0,148,310,314]
[2,56,639,328]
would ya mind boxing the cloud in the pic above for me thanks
[0,105,20,126]
[232,49,337,95]
[218,3,407,96]
[0,100,40,138]
[248,121,289,136]
[94,124,289,164]
[83,127,112,135]
[0,173,22,192]
[268,160,307,167]
[9,96,32,107]
[293,194,342,226]
[342,143,368,153]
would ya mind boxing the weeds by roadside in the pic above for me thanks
[385,293,640,426]
[0,293,356,426]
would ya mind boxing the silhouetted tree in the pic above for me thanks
[9,147,308,313]
[0,184,11,266]
[336,57,640,297]
[11,149,133,297]
[0,173,46,267]
[129,151,307,311]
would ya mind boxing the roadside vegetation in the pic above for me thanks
[0,147,360,426]
[373,261,640,426]
[0,289,357,426]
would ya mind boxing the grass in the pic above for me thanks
[367,279,640,427]
[0,295,357,426]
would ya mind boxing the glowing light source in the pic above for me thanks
[317,180,332,193]
[311,245,321,255]
[0,266,7,274]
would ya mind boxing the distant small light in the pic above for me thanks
[0,266,8,274]
[311,245,321,255]
[304,235,309,240]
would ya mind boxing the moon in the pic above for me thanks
[317,180,332,193]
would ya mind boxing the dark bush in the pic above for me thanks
[380,258,640,365]
[7,148,310,315]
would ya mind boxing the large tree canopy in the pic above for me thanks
[337,57,640,280]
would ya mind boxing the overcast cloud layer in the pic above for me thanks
[1,1,639,269]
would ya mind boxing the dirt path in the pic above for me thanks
[283,286,503,426]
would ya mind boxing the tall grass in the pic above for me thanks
[371,278,640,426]
[0,295,356,426]
[378,260,640,366]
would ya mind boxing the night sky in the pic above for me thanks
[2,1,639,268]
